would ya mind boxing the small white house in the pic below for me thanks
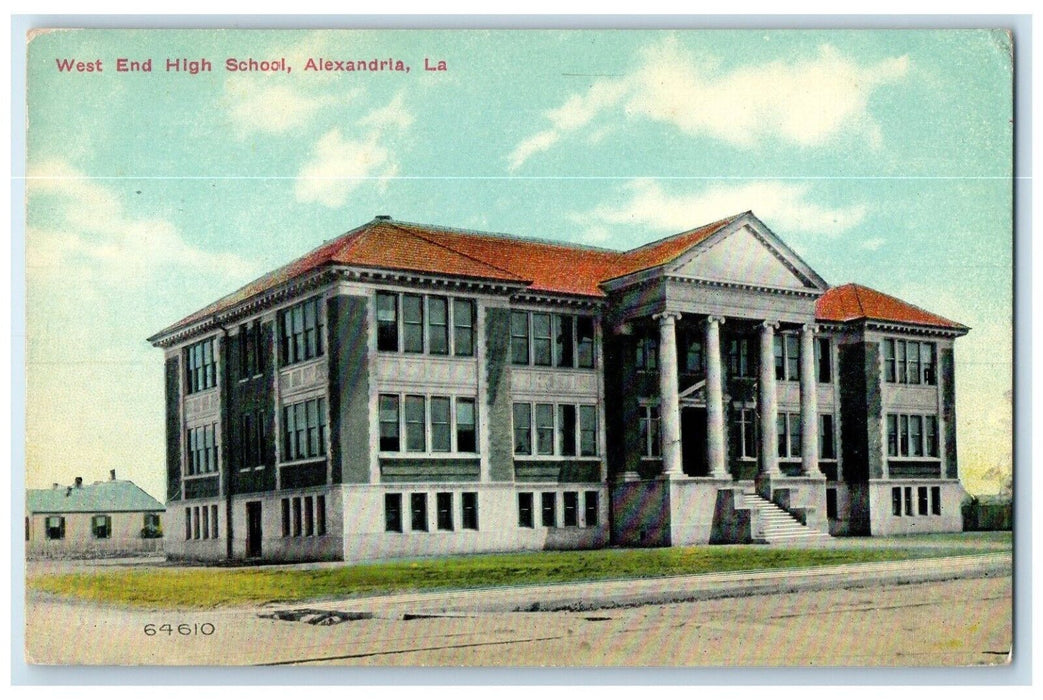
[26,472,165,557]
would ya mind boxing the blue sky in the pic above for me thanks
[24,29,1012,499]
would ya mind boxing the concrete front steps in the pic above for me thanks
[737,490,833,545]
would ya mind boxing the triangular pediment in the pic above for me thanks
[669,216,827,292]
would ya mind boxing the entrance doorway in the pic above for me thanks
[681,407,708,476]
[246,501,262,559]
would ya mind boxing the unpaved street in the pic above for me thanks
[26,571,1011,667]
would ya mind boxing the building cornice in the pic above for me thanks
[664,274,823,299]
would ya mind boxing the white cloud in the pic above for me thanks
[26,159,251,287]
[295,93,414,208]
[860,237,886,251]
[572,179,867,239]
[509,38,909,169]
[222,76,346,137]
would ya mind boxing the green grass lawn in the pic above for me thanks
[27,536,1009,609]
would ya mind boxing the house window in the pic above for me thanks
[282,397,326,461]
[563,492,579,527]
[511,311,530,364]
[411,493,428,532]
[918,486,929,516]
[640,405,661,458]
[427,296,449,355]
[91,514,112,539]
[184,507,192,540]
[728,337,755,378]
[819,414,836,460]
[292,497,302,537]
[379,395,401,452]
[453,299,475,357]
[541,492,557,527]
[931,486,942,515]
[513,403,532,455]
[317,495,326,535]
[240,409,267,469]
[185,338,217,395]
[238,321,265,379]
[555,315,575,368]
[281,498,290,536]
[462,492,479,530]
[579,405,598,457]
[775,334,800,381]
[385,493,402,533]
[535,403,555,455]
[436,492,454,531]
[777,412,801,459]
[904,487,913,516]
[681,330,704,374]
[377,291,399,351]
[887,413,941,458]
[202,506,210,539]
[577,317,595,368]
[304,496,315,536]
[815,337,831,383]
[187,423,219,476]
[883,338,937,385]
[279,296,325,366]
[431,397,451,452]
[456,398,477,453]
[532,313,552,366]
[636,335,658,372]
[558,405,577,456]
[731,408,757,459]
[403,294,424,353]
[193,507,201,540]
[143,513,162,538]
[584,491,599,527]
[405,395,426,452]
[45,515,65,540]
[892,487,902,516]
[518,492,534,528]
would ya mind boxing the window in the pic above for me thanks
[904,487,913,516]
[579,405,598,457]
[819,414,836,460]
[883,338,937,385]
[584,491,599,527]
[918,486,929,516]
[184,507,191,540]
[887,413,941,458]
[731,408,757,459]
[281,496,323,537]
[636,335,658,372]
[382,394,478,454]
[304,496,314,536]
[453,299,475,357]
[775,334,800,381]
[185,338,217,394]
[411,493,428,531]
[891,487,902,516]
[541,492,557,527]
[511,311,530,364]
[187,423,219,476]
[513,403,532,455]
[282,397,326,461]
[728,337,755,378]
[558,405,577,456]
[777,413,801,459]
[931,486,942,515]
[427,296,449,355]
[377,291,399,351]
[518,492,534,528]
[577,317,595,368]
[279,296,324,366]
[462,492,479,530]
[535,403,555,455]
[563,492,578,527]
[193,507,201,540]
[380,395,400,452]
[202,506,209,539]
[640,405,661,458]
[815,337,832,383]
[532,313,552,366]
[143,513,162,538]
[437,492,454,531]
[281,498,290,536]
[405,395,426,452]
[240,409,267,469]
[292,497,302,536]
[238,321,265,379]
[403,294,424,353]
[45,515,65,540]
[555,315,575,367]
[317,495,327,535]
[385,493,403,532]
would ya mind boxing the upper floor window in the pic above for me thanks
[819,413,836,460]
[377,291,475,357]
[184,338,216,394]
[680,329,704,374]
[279,297,325,366]
[777,412,802,459]
[512,311,596,369]
[380,393,478,454]
[282,397,326,462]
[512,402,598,457]
[774,334,800,382]
[728,337,755,378]
[636,335,658,372]
[883,339,937,386]
[886,413,939,458]
[814,337,832,383]
[238,321,265,379]
[186,423,218,476]
[240,409,267,469]
[639,405,661,458]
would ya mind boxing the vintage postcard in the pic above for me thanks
[21,26,1014,669]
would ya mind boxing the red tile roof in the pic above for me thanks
[816,283,967,330]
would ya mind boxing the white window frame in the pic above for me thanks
[379,392,480,457]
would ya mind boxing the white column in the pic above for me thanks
[704,316,729,478]
[655,311,683,477]
[759,320,781,477]
[800,324,820,476]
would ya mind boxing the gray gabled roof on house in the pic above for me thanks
[26,480,165,514]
